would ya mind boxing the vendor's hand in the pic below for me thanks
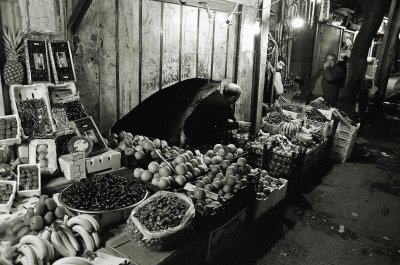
[238,121,251,130]
[323,61,330,69]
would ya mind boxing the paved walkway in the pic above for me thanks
[211,113,400,265]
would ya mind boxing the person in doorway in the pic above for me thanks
[183,83,251,147]
[264,56,286,104]
[294,53,345,107]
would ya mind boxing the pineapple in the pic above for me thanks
[1,27,25,86]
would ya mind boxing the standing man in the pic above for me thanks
[184,83,251,147]
[321,53,346,107]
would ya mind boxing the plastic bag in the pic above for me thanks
[125,191,195,250]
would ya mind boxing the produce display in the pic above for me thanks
[203,143,245,161]
[36,144,48,168]
[110,132,186,163]
[256,171,286,200]
[0,117,18,140]
[279,119,302,137]
[3,195,67,244]
[61,174,147,211]
[0,183,13,204]
[264,111,292,125]
[306,107,328,122]
[133,150,207,190]
[277,97,303,113]
[16,99,53,137]
[310,98,330,110]
[125,192,195,250]
[18,166,39,191]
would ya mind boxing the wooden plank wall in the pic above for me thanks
[73,0,247,133]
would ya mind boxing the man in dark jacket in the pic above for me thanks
[184,83,251,147]
[295,54,345,107]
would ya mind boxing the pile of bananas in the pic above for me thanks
[296,127,313,143]
[14,214,100,265]
[279,119,302,137]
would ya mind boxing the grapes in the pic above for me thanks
[61,174,147,211]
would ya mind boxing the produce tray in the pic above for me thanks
[282,109,305,120]
[261,123,280,135]
[247,143,268,169]
[0,180,17,214]
[28,138,58,175]
[9,84,56,138]
[0,115,22,145]
[193,171,259,232]
[304,119,334,137]
[46,82,77,105]
[253,178,287,219]
[17,164,41,197]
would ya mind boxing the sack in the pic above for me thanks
[125,191,195,250]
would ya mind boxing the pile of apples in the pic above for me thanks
[109,132,185,161]
[203,144,245,163]
[133,150,207,190]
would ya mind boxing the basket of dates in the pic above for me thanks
[125,191,195,251]
[17,165,41,197]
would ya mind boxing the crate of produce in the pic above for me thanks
[330,123,360,162]
[0,180,17,213]
[17,164,41,197]
[9,84,56,138]
[302,140,328,172]
[125,191,195,251]
[265,148,305,179]
[28,138,58,175]
[282,109,305,120]
[253,175,287,219]
[46,82,77,104]
[0,115,21,145]
[304,119,334,137]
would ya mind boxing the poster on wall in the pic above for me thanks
[24,39,52,84]
[48,41,77,84]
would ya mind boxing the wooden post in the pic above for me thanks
[376,0,400,104]
[249,0,271,136]
[0,73,4,116]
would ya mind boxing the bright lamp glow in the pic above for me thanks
[316,0,322,3]
[291,17,305,29]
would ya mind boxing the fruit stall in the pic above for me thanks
[0,70,361,265]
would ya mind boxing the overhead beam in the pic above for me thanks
[67,0,93,34]
[152,0,257,12]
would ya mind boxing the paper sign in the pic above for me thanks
[184,183,219,200]
[72,151,86,180]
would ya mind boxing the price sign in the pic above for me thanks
[72,151,86,180]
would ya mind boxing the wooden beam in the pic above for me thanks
[376,0,400,104]
[67,0,93,34]
[250,0,270,136]
[151,0,256,12]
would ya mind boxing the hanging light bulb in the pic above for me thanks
[291,17,305,29]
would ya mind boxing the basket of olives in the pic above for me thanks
[125,191,195,251]
[59,174,149,214]
[0,180,17,213]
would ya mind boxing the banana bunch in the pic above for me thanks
[66,215,100,253]
[15,234,54,265]
[279,119,302,137]
[52,257,94,265]
[297,127,313,143]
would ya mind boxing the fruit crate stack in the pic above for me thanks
[302,139,328,172]
[330,123,360,162]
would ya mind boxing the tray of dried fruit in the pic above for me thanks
[0,180,17,213]
[59,173,149,215]
[9,84,56,138]
[28,139,58,175]
[0,115,21,145]
[17,164,41,197]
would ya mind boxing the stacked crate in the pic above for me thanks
[330,123,360,162]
